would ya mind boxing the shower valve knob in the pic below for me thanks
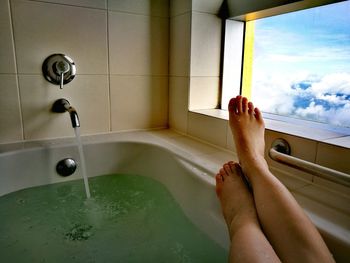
[55,60,70,89]
[42,54,76,89]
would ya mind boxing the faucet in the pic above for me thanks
[52,98,80,128]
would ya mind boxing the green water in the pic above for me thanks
[0,174,227,262]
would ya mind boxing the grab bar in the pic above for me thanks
[269,139,350,187]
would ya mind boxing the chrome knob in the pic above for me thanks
[55,60,70,89]
[56,158,77,177]
[42,54,76,89]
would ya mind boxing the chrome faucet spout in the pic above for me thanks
[67,106,80,128]
[52,98,80,128]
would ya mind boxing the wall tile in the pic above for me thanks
[189,77,220,110]
[192,0,223,14]
[0,0,16,73]
[19,75,109,140]
[170,13,191,76]
[316,143,350,174]
[264,129,317,182]
[265,130,318,162]
[12,0,108,74]
[188,112,227,148]
[191,12,221,76]
[169,77,189,133]
[170,0,191,17]
[109,11,168,76]
[110,76,168,131]
[27,0,107,9]
[0,75,23,142]
[108,0,168,17]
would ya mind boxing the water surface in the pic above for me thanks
[0,174,227,262]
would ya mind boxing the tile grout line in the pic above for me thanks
[8,0,25,141]
[106,1,112,133]
[26,0,106,11]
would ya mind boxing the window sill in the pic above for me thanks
[190,109,350,149]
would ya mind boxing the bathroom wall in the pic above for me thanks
[0,0,169,142]
[169,0,226,138]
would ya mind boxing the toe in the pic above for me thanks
[228,98,235,112]
[236,95,243,113]
[254,107,263,121]
[248,102,254,115]
[223,163,232,176]
[229,162,243,177]
[215,173,223,196]
[216,173,223,183]
[219,168,227,180]
[242,97,249,113]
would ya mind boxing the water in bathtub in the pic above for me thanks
[0,174,228,262]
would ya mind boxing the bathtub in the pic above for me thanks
[0,130,231,261]
[0,129,349,262]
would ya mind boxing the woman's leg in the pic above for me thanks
[216,162,280,263]
[227,95,334,263]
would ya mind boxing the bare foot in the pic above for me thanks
[216,162,281,263]
[228,96,268,176]
[215,161,259,238]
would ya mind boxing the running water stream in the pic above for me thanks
[74,127,91,198]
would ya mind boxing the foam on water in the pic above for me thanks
[0,174,228,262]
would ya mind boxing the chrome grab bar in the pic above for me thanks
[269,139,350,187]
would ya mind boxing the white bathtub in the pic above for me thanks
[0,130,230,253]
[0,129,349,262]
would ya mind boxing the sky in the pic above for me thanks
[251,0,350,127]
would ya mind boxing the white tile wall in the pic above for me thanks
[108,0,168,17]
[19,75,110,139]
[0,0,16,74]
[108,11,168,76]
[192,0,223,14]
[0,0,169,143]
[169,1,191,133]
[264,129,317,182]
[169,12,191,76]
[316,143,350,174]
[110,75,168,131]
[27,0,107,9]
[265,130,318,162]
[189,77,220,110]
[169,77,189,133]
[0,75,22,141]
[190,12,221,77]
[188,112,227,148]
[12,0,108,74]
[170,0,192,17]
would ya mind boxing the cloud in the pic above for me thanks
[251,72,350,127]
[295,101,350,127]
[309,72,350,96]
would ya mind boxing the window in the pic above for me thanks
[223,1,350,128]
